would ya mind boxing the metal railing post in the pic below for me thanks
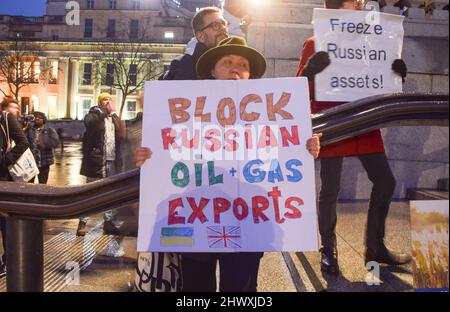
[6,217,44,292]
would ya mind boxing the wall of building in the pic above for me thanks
[247,0,449,199]
[0,1,189,122]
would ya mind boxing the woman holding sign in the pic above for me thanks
[296,0,410,276]
[136,36,322,292]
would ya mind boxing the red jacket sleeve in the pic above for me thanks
[296,37,316,77]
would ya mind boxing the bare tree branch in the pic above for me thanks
[0,38,52,102]
[94,21,164,119]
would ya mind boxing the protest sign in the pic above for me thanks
[137,78,318,252]
[313,8,404,101]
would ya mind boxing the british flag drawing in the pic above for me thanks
[207,226,242,248]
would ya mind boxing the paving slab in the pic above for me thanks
[0,201,415,292]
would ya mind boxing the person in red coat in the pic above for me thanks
[297,0,411,275]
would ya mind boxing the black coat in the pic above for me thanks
[0,111,30,181]
[80,106,123,178]
[164,42,208,80]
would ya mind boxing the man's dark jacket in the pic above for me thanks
[80,106,123,178]
[27,124,60,168]
[163,42,208,80]
[0,112,29,180]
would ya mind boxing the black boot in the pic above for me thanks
[0,258,6,278]
[365,244,411,266]
[320,247,339,275]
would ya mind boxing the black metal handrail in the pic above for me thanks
[312,93,449,146]
[0,93,448,292]
[0,168,140,219]
[0,93,447,220]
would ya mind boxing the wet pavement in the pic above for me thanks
[0,141,415,292]
[46,140,86,186]
[0,200,414,292]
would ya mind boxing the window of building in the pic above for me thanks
[22,61,31,81]
[22,62,32,82]
[164,31,175,39]
[109,0,117,9]
[107,19,116,38]
[82,63,92,85]
[47,95,58,120]
[105,64,115,86]
[21,97,30,114]
[125,100,137,120]
[51,29,59,41]
[50,60,58,84]
[87,0,95,9]
[33,62,40,82]
[129,19,139,39]
[129,64,137,86]
[84,19,93,38]
[132,0,141,10]
[21,61,39,83]
[80,98,93,120]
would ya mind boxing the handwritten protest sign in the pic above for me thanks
[313,8,404,102]
[138,78,318,252]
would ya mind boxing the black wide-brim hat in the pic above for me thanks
[196,36,267,79]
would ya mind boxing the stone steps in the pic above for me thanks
[406,188,449,200]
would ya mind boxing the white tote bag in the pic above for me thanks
[1,112,39,182]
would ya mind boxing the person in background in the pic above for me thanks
[163,6,229,80]
[77,93,125,238]
[296,0,411,275]
[184,0,252,56]
[56,128,64,154]
[0,97,30,278]
[25,111,60,184]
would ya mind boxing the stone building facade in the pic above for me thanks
[0,0,191,120]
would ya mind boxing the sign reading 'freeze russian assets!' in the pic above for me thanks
[313,8,405,102]
[138,78,318,253]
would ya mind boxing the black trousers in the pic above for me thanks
[32,165,50,184]
[0,171,11,266]
[318,152,396,250]
[0,216,5,266]
[182,252,263,292]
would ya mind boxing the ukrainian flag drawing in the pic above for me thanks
[160,227,194,247]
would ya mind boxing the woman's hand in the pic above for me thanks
[135,147,153,167]
[306,133,322,159]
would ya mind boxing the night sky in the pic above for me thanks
[0,0,46,16]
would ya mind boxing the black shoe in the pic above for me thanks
[76,220,87,236]
[0,263,6,278]
[320,247,339,275]
[365,245,411,266]
[102,220,121,236]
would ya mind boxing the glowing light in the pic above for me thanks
[250,0,270,7]
[164,31,175,39]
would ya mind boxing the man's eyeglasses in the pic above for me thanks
[198,20,230,32]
